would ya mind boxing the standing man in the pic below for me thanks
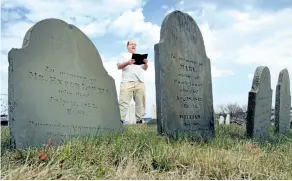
[117,40,148,124]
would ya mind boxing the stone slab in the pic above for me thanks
[246,66,272,139]
[8,18,123,149]
[154,10,215,140]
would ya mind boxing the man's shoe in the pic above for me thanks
[136,120,143,124]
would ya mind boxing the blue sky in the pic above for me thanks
[1,0,292,119]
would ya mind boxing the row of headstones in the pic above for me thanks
[8,10,290,149]
[214,68,291,138]
[153,11,291,140]
[245,67,291,138]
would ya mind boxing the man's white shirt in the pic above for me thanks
[118,52,145,83]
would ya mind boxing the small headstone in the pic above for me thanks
[8,18,123,149]
[275,69,291,133]
[128,104,135,124]
[225,114,230,125]
[219,116,224,124]
[154,10,215,140]
[151,104,157,119]
[246,66,272,139]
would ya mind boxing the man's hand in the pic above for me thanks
[117,59,135,69]
[143,59,148,70]
[128,59,135,65]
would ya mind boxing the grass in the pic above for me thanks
[1,124,292,180]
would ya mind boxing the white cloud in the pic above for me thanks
[108,8,160,51]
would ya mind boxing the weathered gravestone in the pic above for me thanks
[8,18,123,149]
[246,66,272,139]
[154,10,215,140]
[275,69,291,133]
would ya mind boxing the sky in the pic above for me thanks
[1,0,292,119]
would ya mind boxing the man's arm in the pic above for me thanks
[117,59,135,69]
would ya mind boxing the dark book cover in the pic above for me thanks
[132,53,148,65]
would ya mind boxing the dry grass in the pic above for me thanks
[1,124,292,180]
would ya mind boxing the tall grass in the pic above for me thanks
[1,124,292,179]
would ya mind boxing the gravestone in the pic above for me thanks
[225,114,230,125]
[219,116,224,124]
[8,18,123,149]
[128,104,135,124]
[246,66,272,139]
[151,104,157,119]
[275,69,291,133]
[154,10,214,140]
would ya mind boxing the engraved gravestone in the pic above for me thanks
[154,10,215,140]
[8,18,123,149]
[246,66,272,139]
[275,69,291,133]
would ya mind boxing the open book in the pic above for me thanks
[131,53,148,65]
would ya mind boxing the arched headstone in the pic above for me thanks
[275,69,291,133]
[154,10,214,140]
[246,66,272,139]
[8,18,123,149]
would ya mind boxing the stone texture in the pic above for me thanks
[275,69,291,133]
[246,66,272,139]
[154,10,214,140]
[8,18,123,149]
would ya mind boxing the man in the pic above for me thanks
[117,40,148,124]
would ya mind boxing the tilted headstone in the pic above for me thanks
[246,66,272,139]
[225,114,230,125]
[154,10,215,140]
[128,104,135,124]
[275,69,291,133]
[8,18,123,149]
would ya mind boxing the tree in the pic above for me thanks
[216,102,247,125]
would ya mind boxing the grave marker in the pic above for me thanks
[8,18,123,149]
[275,69,291,133]
[246,66,272,139]
[154,10,214,140]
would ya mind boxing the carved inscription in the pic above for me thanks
[254,95,272,135]
[28,66,109,117]
[170,53,205,126]
[29,121,112,138]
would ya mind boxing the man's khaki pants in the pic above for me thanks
[119,81,146,122]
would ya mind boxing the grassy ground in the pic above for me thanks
[1,124,292,180]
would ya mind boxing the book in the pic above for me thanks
[131,53,148,65]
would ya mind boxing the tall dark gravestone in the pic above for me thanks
[246,66,272,139]
[154,10,215,140]
[8,19,123,149]
[275,69,291,133]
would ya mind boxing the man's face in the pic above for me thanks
[127,41,136,53]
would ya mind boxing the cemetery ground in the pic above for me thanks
[1,124,292,180]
